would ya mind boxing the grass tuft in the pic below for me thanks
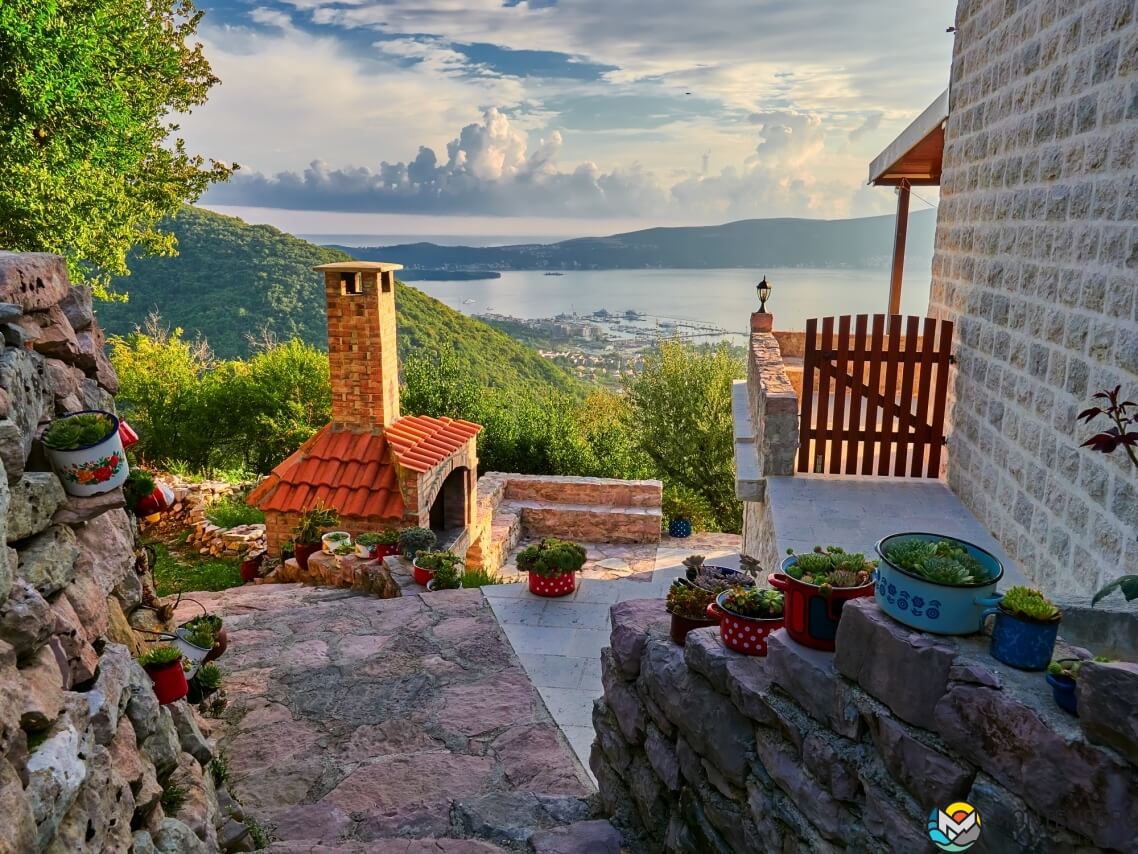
[460,566,503,588]
[151,543,243,596]
[204,495,265,528]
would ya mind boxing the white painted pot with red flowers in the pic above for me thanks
[41,410,129,497]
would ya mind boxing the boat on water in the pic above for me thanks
[544,272,565,276]
[462,298,476,304]
[624,310,644,320]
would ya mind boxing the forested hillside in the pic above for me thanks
[95,207,580,393]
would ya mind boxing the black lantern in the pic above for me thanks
[756,275,772,313]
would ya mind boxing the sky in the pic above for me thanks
[186,0,954,237]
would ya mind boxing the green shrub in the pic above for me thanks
[414,550,461,572]
[662,483,718,533]
[161,782,187,816]
[431,561,463,590]
[204,495,264,528]
[459,566,502,588]
[399,527,437,559]
[292,502,339,546]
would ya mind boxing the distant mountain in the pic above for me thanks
[329,209,936,272]
[95,207,581,393]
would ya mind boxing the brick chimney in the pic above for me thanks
[314,261,403,429]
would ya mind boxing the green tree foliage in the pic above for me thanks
[0,0,233,294]
[95,207,582,396]
[625,341,744,532]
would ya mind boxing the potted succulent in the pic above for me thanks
[124,469,173,520]
[375,529,402,558]
[663,485,704,539]
[399,527,437,561]
[292,503,340,571]
[355,532,381,559]
[239,549,265,583]
[41,410,129,497]
[187,662,223,705]
[874,533,1003,635]
[426,561,463,591]
[707,587,785,656]
[770,546,875,651]
[516,538,587,597]
[684,554,756,593]
[1046,656,1110,716]
[322,530,351,554]
[987,586,1061,671]
[139,645,189,705]
[178,613,228,662]
[412,549,462,587]
[665,581,719,645]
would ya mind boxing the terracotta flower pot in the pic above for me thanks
[294,542,321,572]
[669,611,718,646]
[146,659,189,705]
[528,572,576,598]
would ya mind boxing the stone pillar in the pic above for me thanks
[750,311,773,333]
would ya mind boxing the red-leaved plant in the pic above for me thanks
[1079,387,1138,605]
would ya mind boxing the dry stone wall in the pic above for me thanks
[0,252,245,853]
[929,0,1138,596]
[593,597,1138,853]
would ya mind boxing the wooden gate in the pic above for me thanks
[796,314,954,478]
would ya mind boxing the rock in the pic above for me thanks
[965,772,1091,854]
[18,643,66,730]
[77,376,115,414]
[217,818,250,850]
[764,630,862,739]
[45,743,135,854]
[0,347,51,474]
[529,819,623,854]
[132,831,160,854]
[168,701,214,765]
[864,704,974,805]
[490,723,589,795]
[0,302,22,323]
[30,303,81,364]
[1077,660,1138,766]
[135,761,162,816]
[25,718,91,851]
[591,699,631,774]
[0,252,70,310]
[108,715,145,790]
[71,509,134,595]
[683,627,734,688]
[637,637,754,787]
[834,599,957,729]
[752,729,846,841]
[0,320,35,347]
[51,489,126,526]
[16,524,80,596]
[859,777,927,854]
[47,592,99,684]
[92,345,119,395]
[644,722,681,792]
[86,643,134,745]
[454,791,589,845]
[722,655,776,726]
[0,640,21,754]
[933,681,1138,850]
[152,817,210,854]
[58,286,93,333]
[105,596,145,657]
[609,599,669,678]
[43,358,83,407]
[627,753,669,831]
[169,751,219,849]
[0,758,36,854]
[0,419,22,484]
[601,647,645,744]
[62,572,109,643]
[0,578,53,659]
[141,707,182,779]
[111,563,143,612]
[6,472,65,542]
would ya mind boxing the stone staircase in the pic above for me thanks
[466,473,662,572]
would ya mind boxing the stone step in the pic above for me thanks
[501,474,661,508]
[506,499,662,544]
[466,507,523,572]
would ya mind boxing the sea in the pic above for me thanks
[407,267,935,339]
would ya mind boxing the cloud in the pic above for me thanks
[849,112,884,141]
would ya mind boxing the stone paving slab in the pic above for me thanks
[175,583,597,851]
[483,533,741,773]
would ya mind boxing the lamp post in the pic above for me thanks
[756,276,772,313]
[751,275,774,333]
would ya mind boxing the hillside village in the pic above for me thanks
[0,0,1136,853]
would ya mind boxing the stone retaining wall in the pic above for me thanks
[929,0,1138,596]
[139,478,265,559]
[593,596,1138,852]
[0,252,245,853]
[746,333,798,481]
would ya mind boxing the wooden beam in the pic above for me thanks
[887,185,910,316]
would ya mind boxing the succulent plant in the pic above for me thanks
[883,539,989,586]
[720,587,784,619]
[999,586,1060,622]
[431,561,463,590]
[42,412,116,450]
[1048,656,1109,680]
[399,526,437,559]
[785,546,874,591]
[415,550,463,573]
[666,582,716,620]
[195,663,223,690]
[356,532,381,547]
[138,645,181,668]
[516,538,587,578]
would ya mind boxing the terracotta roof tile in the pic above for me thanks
[385,415,483,473]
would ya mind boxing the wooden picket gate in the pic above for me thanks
[796,314,954,478]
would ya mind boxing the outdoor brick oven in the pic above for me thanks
[247,261,482,555]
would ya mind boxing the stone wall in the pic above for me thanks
[928,0,1138,596]
[140,477,265,560]
[593,597,1138,853]
[746,333,799,480]
[0,252,244,853]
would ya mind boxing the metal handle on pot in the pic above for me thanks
[977,592,1004,629]
[706,602,725,621]
[768,572,789,590]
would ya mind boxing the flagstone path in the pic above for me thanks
[174,583,603,853]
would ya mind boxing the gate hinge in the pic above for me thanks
[948,354,957,365]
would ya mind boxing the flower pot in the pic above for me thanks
[426,578,463,592]
[203,627,228,663]
[528,571,576,598]
[294,542,320,571]
[1046,673,1078,716]
[173,628,214,665]
[874,533,1004,635]
[43,410,130,497]
[668,518,693,538]
[376,543,401,559]
[988,609,1059,671]
[412,559,436,586]
[356,543,377,559]
[322,532,351,553]
[240,553,264,583]
[145,659,189,705]
[118,420,140,448]
[135,482,175,517]
[770,562,874,651]
[186,678,219,705]
[707,593,783,656]
[669,611,718,646]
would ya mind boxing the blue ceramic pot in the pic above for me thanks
[669,518,693,538]
[989,610,1059,671]
[874,533,1003,635]
[1046,673,1078,716]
